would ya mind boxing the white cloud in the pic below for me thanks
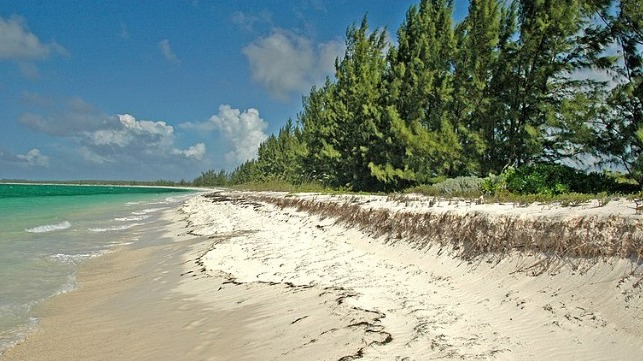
[159,39,180,63]
[18,95,205,170]
[0,15,67,61]
[17,148,49,167]
[118,114,174,139]
[242,29,344,100]
[318,40,344,74]
[570,67,624,90]
[80,114,201,161]
[209,105,268,164]
[173,142,206,160]
[88,128,131,147]
[0,148,49,167]
[78,113,205,164]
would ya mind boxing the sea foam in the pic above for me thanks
[88,223,142,232]
[49,252,101,264]
[114,214,151,222]
[25,221,72,233]
[131,207,169,215]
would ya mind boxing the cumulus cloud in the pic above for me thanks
[242,29,344,100]
[179,104,269,165]
[18,95,205,167]
[209,105,268,164]
[17,149,49,166]
[79,114,203,163]
[159,39,180,63]
[173,142,206,160]
[0,15,67,63]
[0,148,48,167]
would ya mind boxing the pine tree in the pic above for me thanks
[298,80,342,186]
[452,0,503,175]
[509,1,590,166]
[300,17,389,190]
[256,118,306,183]
[583,0,643,187]
[380,0,463,184]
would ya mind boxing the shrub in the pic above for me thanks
[409,176,484,198]
[483,164,638,196]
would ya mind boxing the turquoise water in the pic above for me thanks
[0,184,196,354]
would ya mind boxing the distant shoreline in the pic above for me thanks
[0,179,192,187]
[0,181,208,193]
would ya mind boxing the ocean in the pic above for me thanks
[0,183,197,354]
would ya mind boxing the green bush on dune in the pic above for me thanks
[482,164,638,197]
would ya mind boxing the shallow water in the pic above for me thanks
[0,183,195,354]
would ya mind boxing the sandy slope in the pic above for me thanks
[181,192,643,360]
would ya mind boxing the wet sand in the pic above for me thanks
[0,223,248,360]
[2,204,380,361]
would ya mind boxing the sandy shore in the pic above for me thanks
[2,191,642,360]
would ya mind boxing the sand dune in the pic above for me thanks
[181,191,643,360]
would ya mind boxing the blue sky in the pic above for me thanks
[1,0,468,181]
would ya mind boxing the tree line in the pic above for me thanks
[196,0,642,192]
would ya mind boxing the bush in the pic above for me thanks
[483,164,638,196]
[409,176,484,198]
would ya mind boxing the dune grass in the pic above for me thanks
[214,193,643,274]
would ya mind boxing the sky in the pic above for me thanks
[0,0,468,181]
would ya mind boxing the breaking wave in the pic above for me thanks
[88,223,142,232]
[25,221,72,233]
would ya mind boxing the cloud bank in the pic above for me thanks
[19,96,205,169]
[243,29,343,100]
[16,95,270,178]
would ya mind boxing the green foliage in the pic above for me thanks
[194,0,642,195]
[192,169,229,187]
[409,176,485,197]
[569,0,643,189]
[255,119,306,184]
[483,164,638,196]
[298,17,389,191]
[483,191,608,206]
[382,0,467,182]
[453,0,503,174]
[229,180,328,193]
[228,160,263,185]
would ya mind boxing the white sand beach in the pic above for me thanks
[3,191,642,360]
